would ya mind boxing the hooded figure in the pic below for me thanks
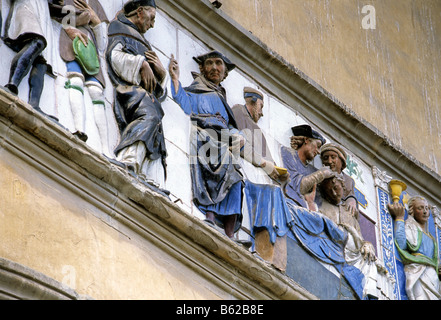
[106,0,168,189]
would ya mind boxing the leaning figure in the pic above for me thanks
[315,174,385,299]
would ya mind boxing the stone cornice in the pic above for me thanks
[158,0,441,208]
[0,258,89,300]
[0,89,316,300]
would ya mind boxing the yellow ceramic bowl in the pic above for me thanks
[274,166,288,175]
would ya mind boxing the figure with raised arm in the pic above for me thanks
[169,50,251,248]
[281,124,334,209]
[388,197,440,300]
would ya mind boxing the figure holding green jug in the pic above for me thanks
[55,0,112,156]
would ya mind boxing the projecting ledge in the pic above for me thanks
[0,258,90,300]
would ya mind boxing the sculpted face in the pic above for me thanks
[411,198,430,227]
[321,150,343,173]
[200,57,227,85]
[303,138,322,162]
[321,177,344,205]
[248,99,264,123]
[137,6,156,33]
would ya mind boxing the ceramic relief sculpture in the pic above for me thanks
[232,87,288,182]
[106,0,168,190]
[317,143,358,214]
[281,124,333,209]
[232,86,290,269]
[318,174,389,299]
[3,0,60,120]
[51,0,111,156]
[388,196,441,300]
[169,50,251,248]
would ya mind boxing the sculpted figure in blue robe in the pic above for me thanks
[281,124,334,209]
[106,0,168,189]
[169,50,251,247]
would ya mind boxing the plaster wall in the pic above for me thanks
[220,0,441,174]
[0,142,225,299]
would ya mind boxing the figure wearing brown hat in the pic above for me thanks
[319,143,358,217]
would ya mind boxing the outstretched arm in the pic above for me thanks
[168,54,180,95]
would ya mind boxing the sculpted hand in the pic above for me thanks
[168,54,180,94]
[261,161,279,180]
[278,171,290,182]
[65,27,89,46]
[145,51,166,81]
[319,166,335,180]
[140,61,157,93]
[387,202,406,220]
[345,197,358,217]
[361,241,377,262]
[74,0,101,26]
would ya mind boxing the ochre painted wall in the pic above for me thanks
[0,150,224,300]
[221,0,441,174]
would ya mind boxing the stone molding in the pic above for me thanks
[0,258,89,300]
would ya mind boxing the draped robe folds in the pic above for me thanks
[319,199,382,299]
[106,13,167,176]
[4,0,60,75]
[171,75,243,231]
[245,177,365,298]
[50,0,109,86]
[394,216,441,300]
[281,146,317,208]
